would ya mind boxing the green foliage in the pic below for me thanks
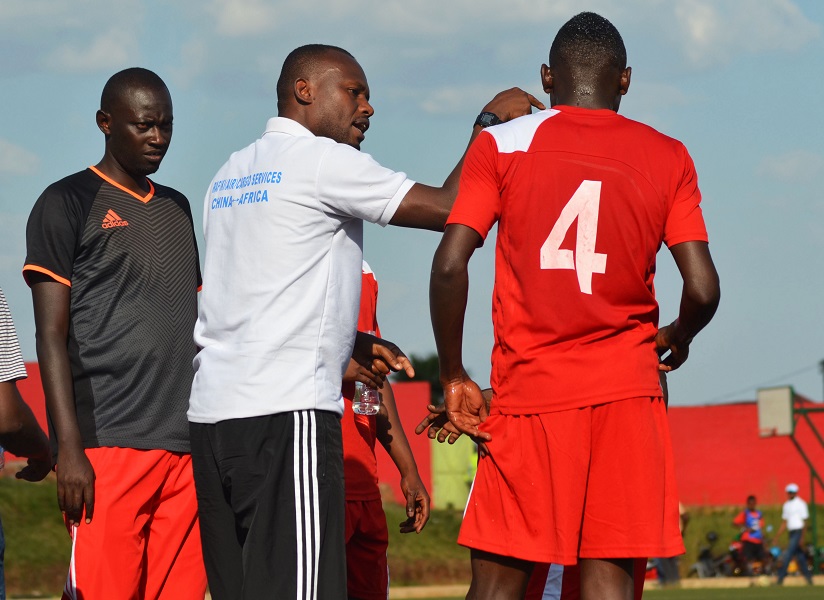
[392,352,442,404]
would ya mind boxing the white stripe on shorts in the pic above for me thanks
[293,410,321,600]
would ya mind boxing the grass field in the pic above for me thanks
[422,587,822,600]
[1,474,822,597]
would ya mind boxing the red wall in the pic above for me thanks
[16,363,823,508]
[668,398,824,505]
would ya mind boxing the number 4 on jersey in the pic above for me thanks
[540,180,607,295]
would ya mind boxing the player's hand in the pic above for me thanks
[15,455,52,482]
[56,445,95,525]
[480,88,546,123]
[655,320,691,372]
[398,472,431,534]
[351,332,415,388]
[415,403,462,444]
[441,372,491,442]
[342,357,382,388]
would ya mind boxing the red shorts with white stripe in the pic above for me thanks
[61,448,206,600]
[345,498,389,600]
[459,397,683,564]
[526,560,647,599]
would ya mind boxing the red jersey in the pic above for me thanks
[341,261,381,500]
[448,106,708,414]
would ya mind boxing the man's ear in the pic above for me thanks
[295,78,313,105]
[619,66,632,96]
[540,64,553,94]
[96,110,111,135]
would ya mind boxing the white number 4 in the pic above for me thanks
[540,180,607,295]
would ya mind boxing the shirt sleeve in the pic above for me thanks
[23,183,85,287]
[446,132,501,241]
[316,145,415,226]
[0,288,27,382]
[664,145,709,248]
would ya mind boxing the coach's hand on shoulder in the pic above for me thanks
[57,444,95,525]
[480,88,546,124]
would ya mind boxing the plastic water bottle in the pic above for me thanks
[353,381,380,415]
[352,330,381,415]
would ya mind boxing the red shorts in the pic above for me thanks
[345,498,389,600]
[526,560,647,599]
[459,397,683,564]
[62,448,206,600]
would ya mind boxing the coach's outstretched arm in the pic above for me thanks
[656,241,720,371]
[389,89,544,231]
[30,275,95,525]
[429,223,491,441]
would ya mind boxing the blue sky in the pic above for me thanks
[1,0,823,407]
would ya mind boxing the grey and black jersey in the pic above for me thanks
[24,167,201,454]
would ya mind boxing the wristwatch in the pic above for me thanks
[474,112,501,128]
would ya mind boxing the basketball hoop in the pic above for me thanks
[756,387,794,437]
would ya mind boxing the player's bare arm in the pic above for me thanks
[430,223,491,441]
[390,89,545,231]
[656,241,720,371]
[351,331,415,386]
[376,381,431,533]
[0,380,51,481]
[30,276,96,525]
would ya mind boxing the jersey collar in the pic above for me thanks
[263,117,315,139]
[89,165,155,203]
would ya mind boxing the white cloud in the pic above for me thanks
[0,139,39,175]
[46,27,139,72]
[759,150,824,183]
[207,0,285,36]
[673,0,820,68]
[419,83,508,115]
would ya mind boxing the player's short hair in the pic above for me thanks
[549,12,627,75]
[747,495,756,503]
[100,68,168,113]
[276,44,355,108]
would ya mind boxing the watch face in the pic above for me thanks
[476,112,501,128]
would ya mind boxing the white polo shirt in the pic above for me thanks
[188,117,414,423]
[782,496,809,531]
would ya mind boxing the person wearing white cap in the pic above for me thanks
[775,483,813,585]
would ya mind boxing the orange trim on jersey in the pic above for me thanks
[22,265,71,287]
[89,165,155,203]
[197,284,202,293]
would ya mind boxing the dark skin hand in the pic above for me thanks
[0,380,52,481]
[349,331,415,388]
[30,275,95,525]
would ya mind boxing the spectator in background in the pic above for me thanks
[775,483,813,585]
[733,495,766,569]
[0,286,52,600]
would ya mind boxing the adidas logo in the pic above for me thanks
[102,209,129,229]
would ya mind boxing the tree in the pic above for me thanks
[391,352,442,404]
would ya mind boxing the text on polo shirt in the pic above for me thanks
[210,170,283,210]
